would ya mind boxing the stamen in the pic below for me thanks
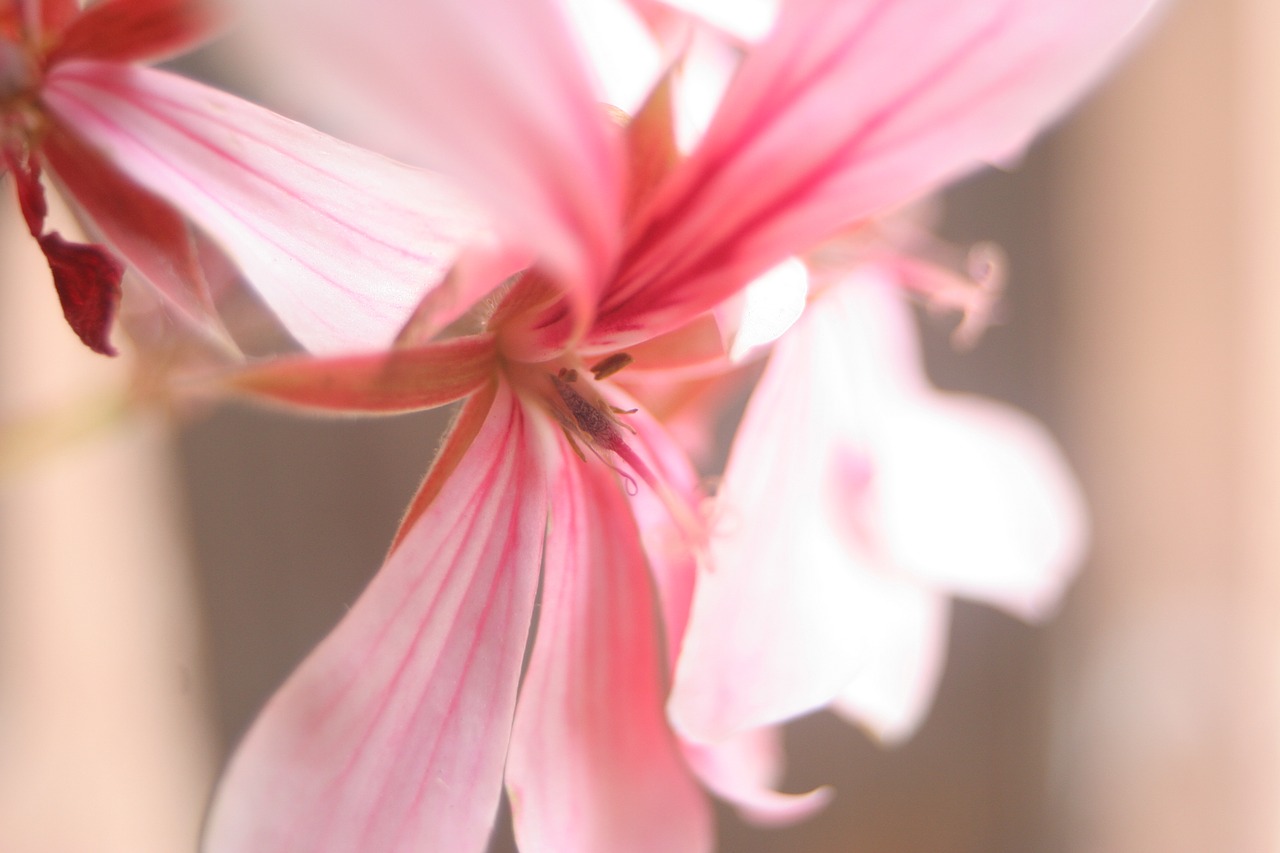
[877,241,1005,349]
[548,371,658,493]
[559,425,588,463]
[589,352,633,380]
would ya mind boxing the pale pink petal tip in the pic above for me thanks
[683,727,833,828]
[876,396,1089,623]
[830,592,950,745]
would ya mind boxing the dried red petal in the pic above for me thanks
[38,231,123,355]
[5,145,124,355]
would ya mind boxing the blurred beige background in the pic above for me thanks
[2,0,1275,850]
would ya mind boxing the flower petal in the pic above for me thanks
[830,588,950,744]
[506,451,712,853]
[203,383,548,853]
[48,0,224,66]
[599,0,1158,344]
[40,117,224,340]
[0,7,17,38]
[682,727,832,827]
[41,60,493,353]
[874,395,1088,620]
[668,308,876,741]
[615,392,705,653]
[3,144,122,354]
[223,334,497,415]
[36,231,124,356]
[246,0,623,323]
[823,276,1087,620]
[391,383,499,549]
[1,0,76,40]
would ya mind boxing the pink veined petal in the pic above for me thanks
[821,276,1087,621]
[392,239,532,348]
[597,383,828,828]
[392,383,501,550]
[607,385,705,657]
[39,115,226,341]
[47,0,224,66]
[668,306,878,742]
[506,450,712,853]
[223,334,498,415]
[203,383,548,853]
[246,0,624,330]
[40,60,493,354]
[681,726,832,827]
[829,587,950,745]
[595,0,1159,347]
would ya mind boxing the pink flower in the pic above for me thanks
[203,0,1158,850]
[670,267,1087,745]
[1,0,486,355]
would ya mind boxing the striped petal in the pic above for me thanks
[245,0,624,328]
[223,334,497,415]
[506,450,712,853]
[41,60,493,353]
[596,0,1159,346]
[40,116,224,341]
[204,383,547,853]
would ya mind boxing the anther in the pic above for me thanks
[589,352,633,381]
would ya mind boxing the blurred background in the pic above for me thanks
[1,0,1274,850]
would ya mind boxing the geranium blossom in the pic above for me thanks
[670,266,1087,744]
[0,0,486,354]
[204,0,1158,850]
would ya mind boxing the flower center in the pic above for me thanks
[547,364,655,496]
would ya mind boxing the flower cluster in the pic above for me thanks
[2,1,1159,851]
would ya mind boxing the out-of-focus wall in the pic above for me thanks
[1052,0,1280,851]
